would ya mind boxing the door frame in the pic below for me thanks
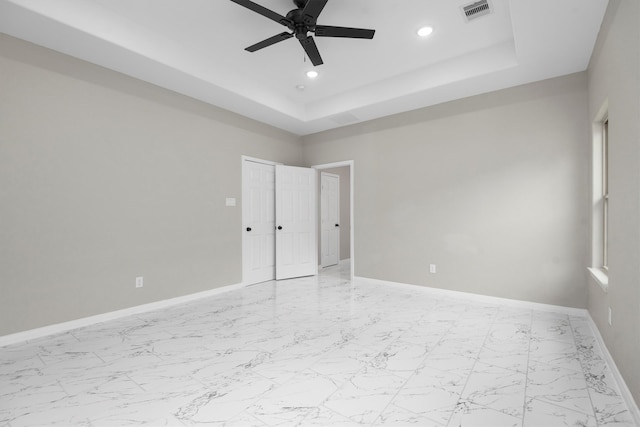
[241,155,281,286]
[312,160,355,279]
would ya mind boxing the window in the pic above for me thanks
[589,107,609,290]
[602,119,609,270]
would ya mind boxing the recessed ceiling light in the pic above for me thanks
[306,70,319,79]
[417,26,433,38]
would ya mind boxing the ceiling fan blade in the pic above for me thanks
[299,36,323,66]
[315,25,375,39]
[229,0,290,26]
[246,32,294,52]
[301,0,328,25]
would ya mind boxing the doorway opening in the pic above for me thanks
[241,157,354,284]
[313,160,355,280]
[320,171,341,269]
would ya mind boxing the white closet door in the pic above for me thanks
[275,165,317,280]
[242,160,275,285]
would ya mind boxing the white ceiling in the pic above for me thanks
[0,0,608,136]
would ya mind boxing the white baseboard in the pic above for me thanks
[586,314,640,425]
[356,276,588,316]
[0,282,244,348]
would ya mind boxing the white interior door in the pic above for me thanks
[321,172,340,268]
[275,165,317,280]
[242,160,275,285]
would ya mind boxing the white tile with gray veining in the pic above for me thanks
[0,262,636,426]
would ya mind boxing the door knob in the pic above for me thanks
[277,226,283,230]
[246,227,252,232]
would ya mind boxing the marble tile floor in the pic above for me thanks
[0,263,636,426]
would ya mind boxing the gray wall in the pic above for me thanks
[0,31,594,334]
[587,0,640,406]
[303,73,590,308]
[0,34,302,336]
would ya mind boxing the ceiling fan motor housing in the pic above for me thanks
[286,9,315,38]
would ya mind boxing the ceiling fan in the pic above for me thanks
[229,0,376,66]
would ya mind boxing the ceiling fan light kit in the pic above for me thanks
[230,0,376,66]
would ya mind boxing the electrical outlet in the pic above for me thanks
[608,307,612,326]
[136,276,144,288]
[429,264,437,274]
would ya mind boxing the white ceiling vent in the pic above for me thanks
[462,0,492,22]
